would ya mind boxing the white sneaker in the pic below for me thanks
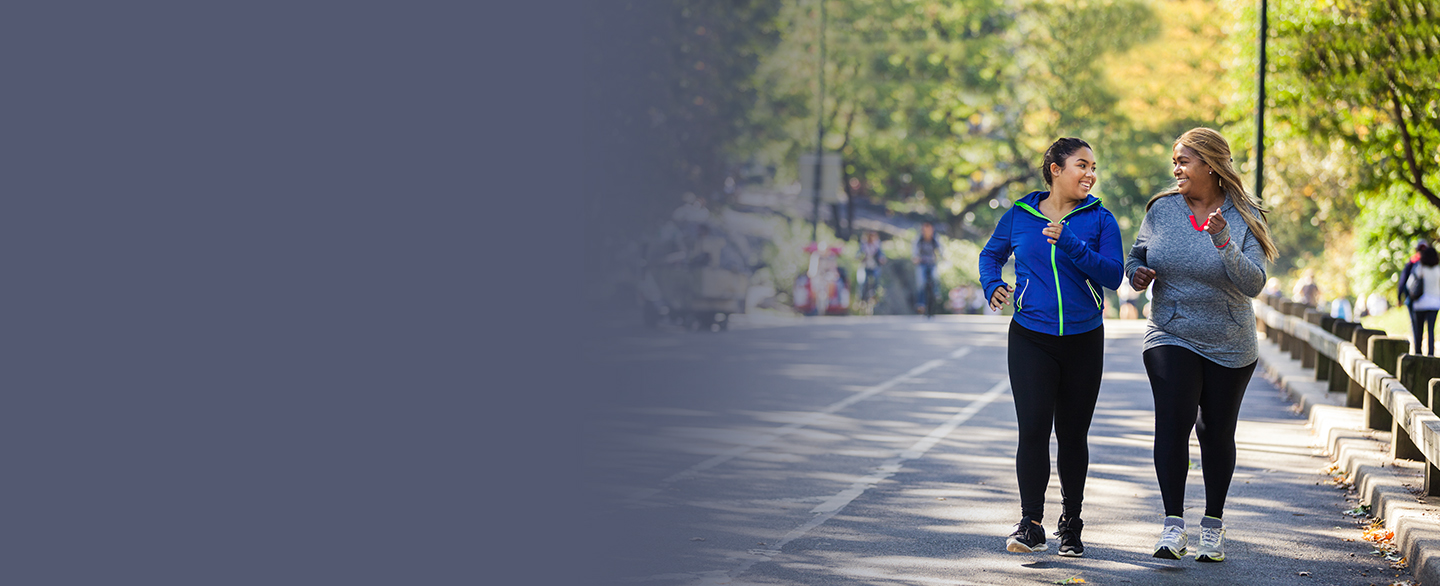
[1153,517,1187,559]
[1195,517,1225,562]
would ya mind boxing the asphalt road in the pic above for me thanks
[582,315,1409,585]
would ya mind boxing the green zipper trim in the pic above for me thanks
[1013,198,1101,336]
[1087,280,1103,308]
[1013,202,1046,220]
[1051,245,1062,334]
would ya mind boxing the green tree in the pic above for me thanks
[1225,0,1440,298]
[739,0,1161,239]
[1276,0,1440,211]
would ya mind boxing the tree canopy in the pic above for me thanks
[585,0,1440,308]
[1267,0,1440,297]
[738,0,1166,238]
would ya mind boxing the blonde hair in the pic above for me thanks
[1145,127,1278,262]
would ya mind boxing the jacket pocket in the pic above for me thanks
[1163,300,1238,346]
[1151,300,1176,328]
[1086,280,1103,309]
[1226,301,1253,331]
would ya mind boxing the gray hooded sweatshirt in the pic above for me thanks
[1124,194,1268,368]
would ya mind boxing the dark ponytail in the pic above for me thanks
[1041,137,1091,186]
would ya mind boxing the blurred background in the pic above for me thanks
[581,0,1440,335]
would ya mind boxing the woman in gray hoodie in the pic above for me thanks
[1125,128,1278,563]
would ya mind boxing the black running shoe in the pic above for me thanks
[1055,514,1084,557]
[1005,517,1047,553]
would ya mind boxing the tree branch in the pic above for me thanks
[1388,83,1440,211]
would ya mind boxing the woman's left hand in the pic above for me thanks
[1042,222,1063,244]
[1205,209,1227,235]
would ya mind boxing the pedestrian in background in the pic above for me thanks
[1330,296,1353,322]
[1363,291,1389,319]
[1408,245,1440,356]
[1400,240,1430,346]
[1291,269,1319,308]
[979,137,1123,557]
[1126,128,1277,563]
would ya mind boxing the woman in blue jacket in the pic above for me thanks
[978,137,1124,557]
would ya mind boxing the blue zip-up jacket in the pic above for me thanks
[978,191,1124,336]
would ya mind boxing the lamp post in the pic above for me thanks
[1256,0,1268,201]
[811,0,825,243]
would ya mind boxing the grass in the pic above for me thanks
[1361,306,1413,338]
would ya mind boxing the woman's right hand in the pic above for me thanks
[1131,267,1156,291]
[989,284,1014,311]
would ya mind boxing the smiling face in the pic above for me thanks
[1172,144,1216,197]
[1049,147,1097,200]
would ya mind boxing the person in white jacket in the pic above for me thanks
[1408,245,1440,355]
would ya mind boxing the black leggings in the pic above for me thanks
[1008,321,1104,521]
[1414,309,1437,356]
[1143,345,1256,519]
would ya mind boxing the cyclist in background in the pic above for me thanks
[913,222,942,314]
[858,231,886,303]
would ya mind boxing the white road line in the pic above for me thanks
[689,378,1011,585]
[623,346,975,505]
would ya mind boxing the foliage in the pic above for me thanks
[738,0,1163,239]
[582,0,785,246]
[1101,0,1257,243]
[1273,0,1440,212]
[939,236,982,289]
[1349,186,1440,300]
[1253,136,1361,286]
